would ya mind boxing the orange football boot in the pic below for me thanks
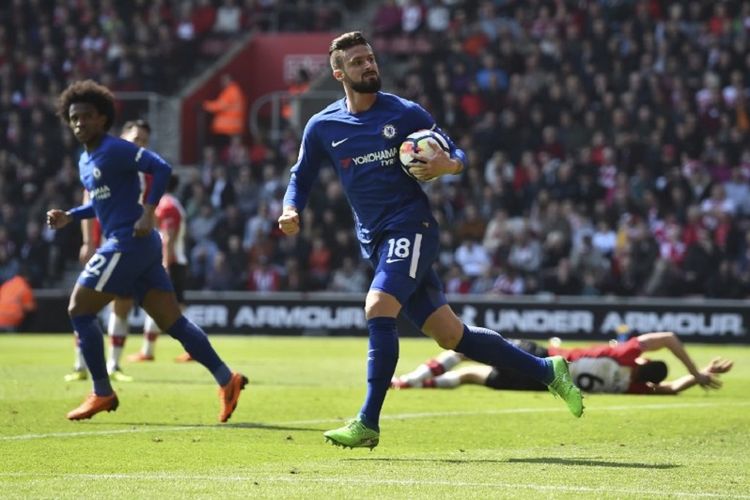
[218,372,248,422]
[66,392,119,420]
[126,352,154,362]
[174,352,194,363]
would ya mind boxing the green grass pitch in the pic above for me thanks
[1,334,749,499]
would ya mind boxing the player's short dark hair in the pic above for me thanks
[122,119,151,134]
[635,360,668,384]
[329,31,370,69]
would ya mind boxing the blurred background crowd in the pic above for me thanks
[2,0,750,300]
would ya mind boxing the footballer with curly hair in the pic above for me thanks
[48,80,247,421]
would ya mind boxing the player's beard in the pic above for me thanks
[348,73,381,93]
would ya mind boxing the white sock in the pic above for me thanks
[401,364,433,385]
[433,372,461,388]
[401,351,463,385]
[74,342,87,371]
[435,350,463,371]
[142,315,160,356]
[107,313,129,373]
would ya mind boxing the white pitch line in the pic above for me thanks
[0,426,195,442]
[0,472,746,499]
[2,401,749,442]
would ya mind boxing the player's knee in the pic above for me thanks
[67,301,84,318]
[364,291,400,319]
[424,326,462,350]
[436,331,462,350]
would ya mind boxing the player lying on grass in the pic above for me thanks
[47,80,247,421]
[392,332,733,394]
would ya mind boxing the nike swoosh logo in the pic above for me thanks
[331,138,349,147]
[386,258,405,263]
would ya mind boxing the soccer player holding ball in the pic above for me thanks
[278,31,583,450]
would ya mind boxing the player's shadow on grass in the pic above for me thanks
[348,458,678,470]
[227,422,322,432]
[103,421,322,432]
[130,379,216,386]
[507,457,679,469]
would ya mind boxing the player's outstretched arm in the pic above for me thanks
[650,359,730,394]
[278,206,300,235]
[637,332,712,388]
[706,357,733,375]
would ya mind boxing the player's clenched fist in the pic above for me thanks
[278,207,300,235]
[46,209,72,229]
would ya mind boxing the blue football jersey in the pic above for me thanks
[78,135,171,251]
[283,92,465,257]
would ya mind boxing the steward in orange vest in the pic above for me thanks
[203,74,247,136]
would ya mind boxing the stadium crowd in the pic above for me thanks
[2,1,750,300]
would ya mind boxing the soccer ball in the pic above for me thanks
[398,129,450,181]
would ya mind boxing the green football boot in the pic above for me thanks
[547,356,584,418]
[109,369,134,383]
[63,369,88,382]
[324,416,379,450]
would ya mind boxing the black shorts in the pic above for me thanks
[168,263,187,303]
[484,340,549,392]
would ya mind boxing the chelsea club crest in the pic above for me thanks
[92,166,102,179]
[382,124,396,139]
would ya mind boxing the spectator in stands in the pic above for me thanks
[18,221,49,288]
[0,266,36,332]
[401,0,425,36]
[202,74,247,148]
[281,68,311,132]
[188,203,220,288]
[508,227,542,276]
[373,0,402,37]
[307,236,332,291]
[454,239,491,280]
[247,255,281,292]
[5,0,750,301]
[329,256,368,294]
[682,228,722,295]
[213,0,242,35]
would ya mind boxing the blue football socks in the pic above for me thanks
[167,316,231,386]
[455,325,553,384]
[358,317,399,431]
[70,314,113,396]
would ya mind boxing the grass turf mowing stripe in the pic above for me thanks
[0,472,746,499]
[2,401,748,441]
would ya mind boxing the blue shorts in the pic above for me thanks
[368,227,447,328]
[77,231,173,303]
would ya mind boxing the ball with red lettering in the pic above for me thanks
[398,129,449,181]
